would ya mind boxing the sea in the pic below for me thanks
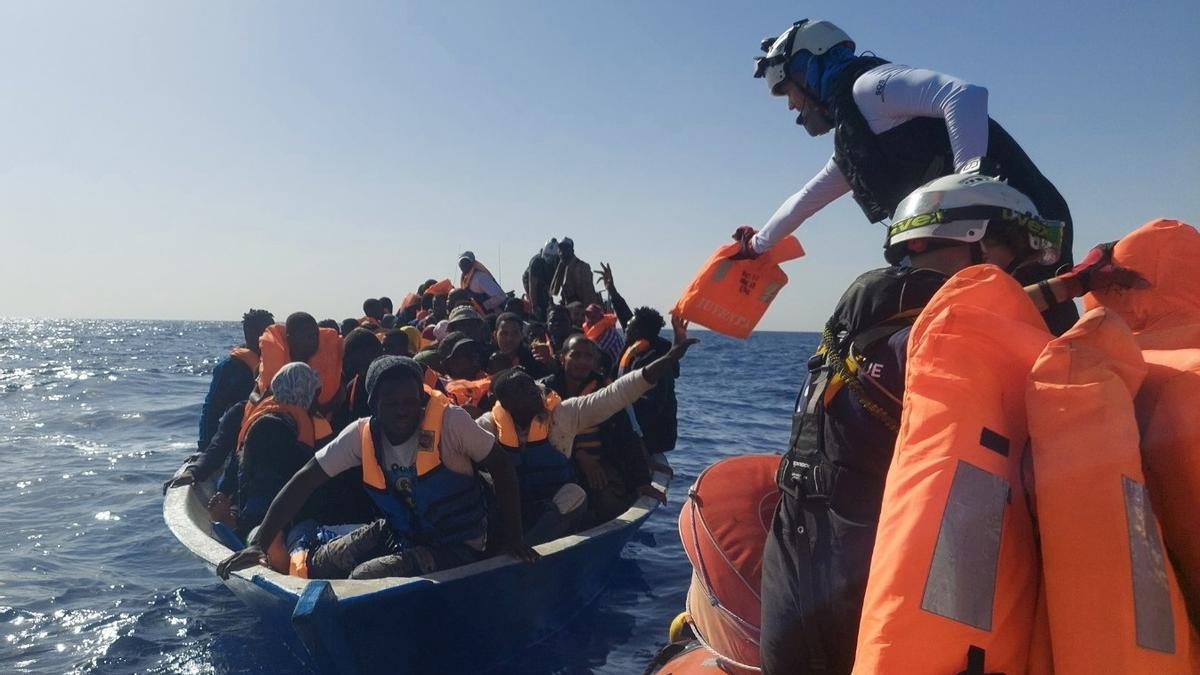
[0,319,818,674]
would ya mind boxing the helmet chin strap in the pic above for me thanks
[970,242,984,265]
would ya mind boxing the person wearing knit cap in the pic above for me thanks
[217,356,538,581]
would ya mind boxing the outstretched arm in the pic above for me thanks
[1023,242,1149,312]
[749,157,850,255]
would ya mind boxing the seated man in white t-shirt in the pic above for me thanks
[217,356,536,581]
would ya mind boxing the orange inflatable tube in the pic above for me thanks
[673,234,803,339]
[853,265,1049,674]
[1084,219,1200,626]
[1027,307,1192,672]
[257,324,344,407]
[678,454,780,674]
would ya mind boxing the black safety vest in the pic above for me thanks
[828,57,1074,262]
[782,266,947,521]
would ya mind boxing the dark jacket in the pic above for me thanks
[539,371,652,491]
[197,351,257,449]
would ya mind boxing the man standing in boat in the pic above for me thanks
[734,19,1078,335]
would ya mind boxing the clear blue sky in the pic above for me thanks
[2,1,1196,330]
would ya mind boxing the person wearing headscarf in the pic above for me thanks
[221,363,330,537]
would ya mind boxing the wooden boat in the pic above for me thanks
[163,455,671,673]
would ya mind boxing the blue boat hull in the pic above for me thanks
[165,456,671,674]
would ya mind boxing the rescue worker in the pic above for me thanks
[759,173,1144,674]
[737,19,1077,334]
[197,308,273,450]
[476,322,696,543]
[216,356,536,580]
[458,251,507,313]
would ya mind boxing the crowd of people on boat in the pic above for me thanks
[164,239,696,580]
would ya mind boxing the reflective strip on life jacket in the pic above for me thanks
[854,265,1049,675]
[1083,219,1200,633]
[257,324,344,407]
[1027,307,1193,671]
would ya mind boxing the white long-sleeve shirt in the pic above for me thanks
[751,64,990,254]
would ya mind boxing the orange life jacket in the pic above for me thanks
[256,324,344,407]
[1027,306,1194,672]
[1084,219,1200,624]
[672,234,804,339]
[854,265,1049,674]
[619,339,651,374]
[491,390,562,446]
[459,261,494,291]
[236,396,326,453]
[443,374,493,409]
[583,313,618,342]
[426,278,453,296]
[229,346,260,375]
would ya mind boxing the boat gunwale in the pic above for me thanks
[164,452,673,602]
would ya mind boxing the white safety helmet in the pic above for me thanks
[884,173,1065,265]
[754,19,854,96]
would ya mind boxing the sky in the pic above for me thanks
[1,1,1197,331]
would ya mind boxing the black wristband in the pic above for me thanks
[1037,279,1058,307]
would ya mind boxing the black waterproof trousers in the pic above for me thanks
[759,491,879,675]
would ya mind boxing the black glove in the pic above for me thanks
[728,226,760,261]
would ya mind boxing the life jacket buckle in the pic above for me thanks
[777,457,834,501]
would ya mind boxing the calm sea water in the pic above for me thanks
[0,319,817,674]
